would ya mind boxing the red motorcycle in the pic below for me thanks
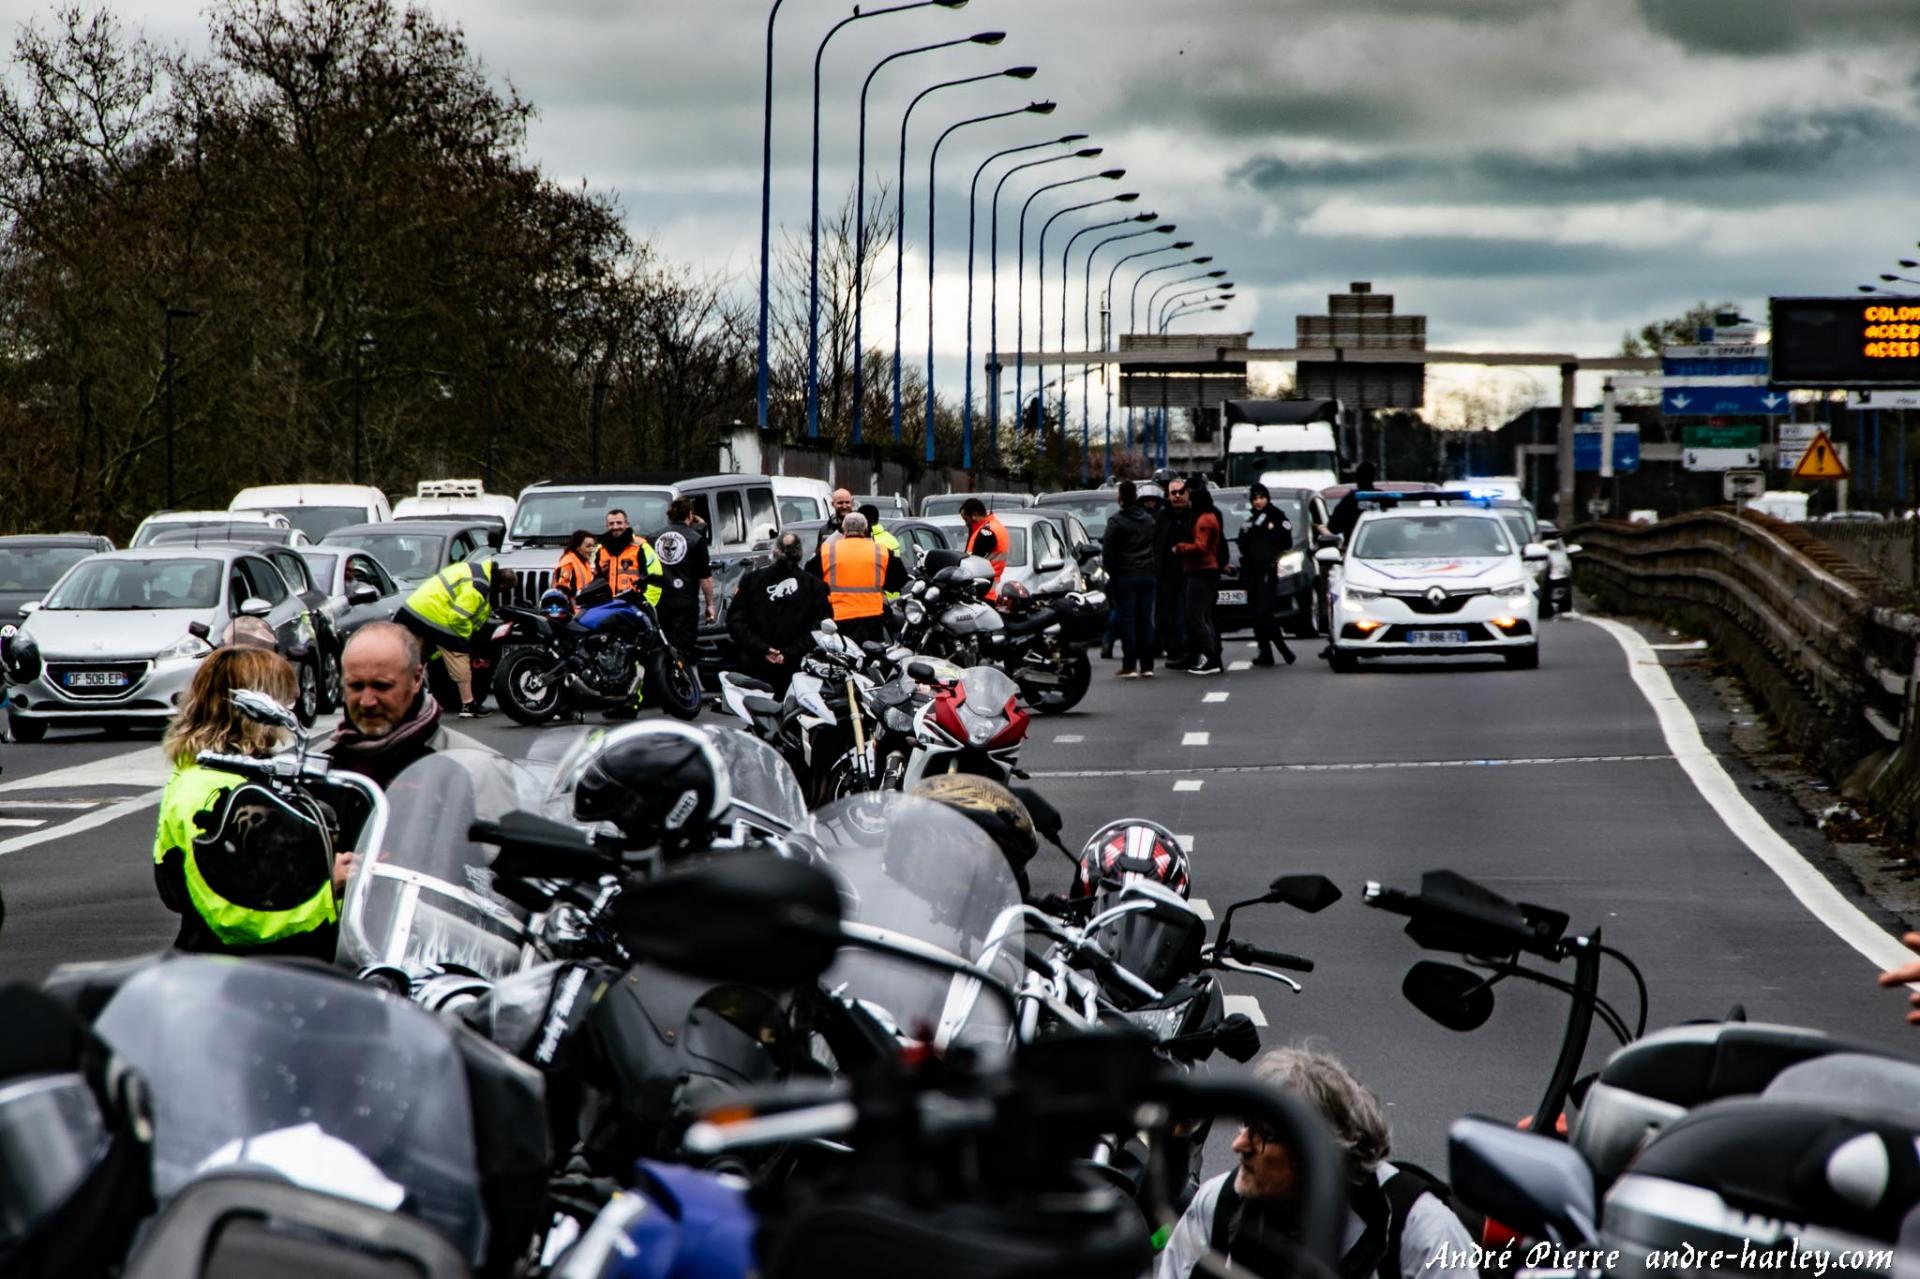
[884,659,1031,788]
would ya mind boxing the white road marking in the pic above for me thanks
[1224,994,1267,1027]
[1181,731,1209,746]
[0,818,46,828]
[0,799,105,809]
[1053,734,1085,744]
[1173,779,1204,792]
[0,746,169,793]
[1203,692,1229,704]
[1174,834,1194,852]
[1228,660,1252,671]
[1650,640,1708,651]
[0,791,164,858]
[1191,898,1214,920]
[1581,615,1916,972]
[1032,754,1672,779]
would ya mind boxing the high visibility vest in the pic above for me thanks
[822,537,888,621]
[153,764,337,949]
[872,524,903,600]
[967,514,1010,599]
[403,559,493,642]
[555,549,596,595]
[599,539,664,606]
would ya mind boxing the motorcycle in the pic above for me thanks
[716,628,894,806]
[490,590,703,725]
[892,552,1004,668]
[986,581,1105,715]
[894,659,1030,787]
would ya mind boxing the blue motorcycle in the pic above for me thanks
[491,588,703,724]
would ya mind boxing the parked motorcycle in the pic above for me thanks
[491,590,703,725]
[716,627,891,805]
[986,580,1105,714]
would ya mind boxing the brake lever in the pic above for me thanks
[1213,958,1303,993]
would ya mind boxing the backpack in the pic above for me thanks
[1208,1162,1491,1279]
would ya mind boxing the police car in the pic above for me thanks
[1316,494,1548,673]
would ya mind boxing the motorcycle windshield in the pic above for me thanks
[708,727,809,837]
[95,956,488,1262]
[959,665,1019,712]
[810,793,1023,1054]
[340,749,543,979]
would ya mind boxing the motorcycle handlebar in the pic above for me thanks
[1220,940,1314,973]
[1361,881,1419,916]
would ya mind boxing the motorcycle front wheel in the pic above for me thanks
[648,650,704,721]
[1024,652,1092,715]
[494,646,564,725]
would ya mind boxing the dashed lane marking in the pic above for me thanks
[0,746,168,793]
[0,791,165,858]
[1030,753,1674,779]
[1191,898,1214,920]
[1228,660,1252,671]
[1174,779,1204,792]
[1181,731,1210,746]
[0,818,46,828]
[0,799,110,810]
[1174,834,1194,852]
[1053,734,1085,744]
[1224,994,1267,1027]
[1203,692,1229,704]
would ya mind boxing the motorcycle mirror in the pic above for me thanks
[1404,960,1496,1032]
[1213,1012,1261,1063]
[473,812,616,882]
[1265,873,1340,913]
[187,620,211,641]
[231,688,300,733]
[615,855,844,987]
[1447,1118,1598,1245]
[818,619,840,634]
[907,660,936,683]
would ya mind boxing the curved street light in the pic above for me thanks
[1015,168,1124,436]
[988,145,1101,444]
[1040,192,1139,451]
[1164,301,1228,331]
[1148,269,1228,328]
[1157,282,1234,329]
[1057,210,1154,480]
[1083,223,1174,476]
[1105,238,1189,450]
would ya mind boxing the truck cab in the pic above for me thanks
[1219,399,1344,493]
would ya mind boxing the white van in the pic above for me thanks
[230,484,391,541]
[131,508,292,548]
[1747,491,1809,523]
[771,476,835,525]
[391,479,518,526]
[1227,422,1342,493]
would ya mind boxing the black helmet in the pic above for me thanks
[910,774,1038,891]
[570,722,731,854]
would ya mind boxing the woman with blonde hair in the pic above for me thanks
[152,646,350,958]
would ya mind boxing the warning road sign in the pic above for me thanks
[1791,430,1849,480]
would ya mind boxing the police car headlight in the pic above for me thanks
[1491,580,1531,599]
[1276,551,1306,576]
[1344,585,1383,602]
[156,633,214,662]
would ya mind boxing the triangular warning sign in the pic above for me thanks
[1792,430,1848,480]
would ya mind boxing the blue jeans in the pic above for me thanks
[1111,576,1158,671]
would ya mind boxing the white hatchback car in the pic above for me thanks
[1318,505,1546,672]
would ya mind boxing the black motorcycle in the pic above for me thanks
[490,591,702,724]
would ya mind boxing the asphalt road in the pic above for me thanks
[1,610,1914,1173]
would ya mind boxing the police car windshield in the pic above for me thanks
[1352,516,1512,560]
[325,533,444,583]
[45,557,224,610]
[511,492,671,545]
[0,546,93,591]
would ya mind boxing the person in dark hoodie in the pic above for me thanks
[730,531,833,694]
[1238,483,1297,668]
[1173,482,1226,675]
[1154,477,1193,668]
[1100,479,1159,678]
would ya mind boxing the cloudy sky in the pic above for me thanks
[10,0,1920,418]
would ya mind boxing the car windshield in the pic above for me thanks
[43,557,223,610]
[1497,510,1536,548]
[1227,449,1339,486]
[325,533,444,582]
[510,492,671,545]
[0,546,94,592]
[1035,497,1113,536]
[246,506,366,540]
[1353,516,1512,560]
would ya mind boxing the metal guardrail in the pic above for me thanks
[1573,509,1914,750]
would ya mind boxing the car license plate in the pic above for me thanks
[64,670,129,688]
[1216,590,1247,606]
[1407,630,1467,647]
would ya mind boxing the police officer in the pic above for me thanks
[597,508,666,606]
[395,556,516,718]
[812,512,907,647]
[651,497,715,660]
[729,532,832,694]
[1238,483,1297,668]
[959,497,1010,600]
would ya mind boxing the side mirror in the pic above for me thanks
[1404,960,1496,1032]
[615,855,844,987]
[347,583,380,606]
[231,688,300,733]
[1038,557,1067,573]
[1536,521,1560,538]
[1447,1118,1598,1245]
[1265,873,1341,913]
[186,620,210,640]
[1522,542,1550,563]
[1074,542,1100,562]
[238,597,273,618]
[1313,533,1342,550]
[18,600,39,615]
[1314,547,1342,567]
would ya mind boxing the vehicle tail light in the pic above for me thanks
[491,623,514,641]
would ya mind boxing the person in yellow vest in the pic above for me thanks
[860,503,905,599]
[597,508,665,606]
[960,498,1010,601]
[396,556,517,718]
[153,646,353,959]
[811,512,907,647]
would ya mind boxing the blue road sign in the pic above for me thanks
[1663,357,1770,377]
[1573,427,1640,472]
[1662,386,1790,415]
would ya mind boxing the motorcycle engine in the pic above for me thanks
[580,635,637,696]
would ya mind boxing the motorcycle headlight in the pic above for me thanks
[1276,550,1306,576]
[1344,585,1383,602]
[1491,580,1531,599]
[904,599,927,626]
[963,713,997,747]
[885,706,916,733]
[156,632,214,662]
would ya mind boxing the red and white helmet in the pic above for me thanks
[1072,818,1190,901]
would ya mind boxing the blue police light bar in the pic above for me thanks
[1351,489,1499,507]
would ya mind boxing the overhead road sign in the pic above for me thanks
[1792,430,1848,480]
[1849,389,1920,410]
[1684,447,1761,472]
[1663,387,1790,415]
[1662,341,1788,415]
[1573,423,1639,473]
[1771,296,1920,387]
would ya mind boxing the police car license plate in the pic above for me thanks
[64,670,129,688]
[1216,590,1247,606]
[1407,630,1467,646]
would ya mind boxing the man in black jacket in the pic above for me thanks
[1238,483,1297,667]
[1101,480,1159,678]
[1153,477,1193,668]
[729,532,832,694]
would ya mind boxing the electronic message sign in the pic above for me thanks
[1770,296,1920,387]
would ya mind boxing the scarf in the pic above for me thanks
[332,690,442,764]
[600,528,634,555]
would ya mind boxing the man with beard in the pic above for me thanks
[1156,1048,1475,1279]
[728,532,832,694]
[596,508,665,605]
[328,623,487,790]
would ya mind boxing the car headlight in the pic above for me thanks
[1491,580,1531,599]
[156,633,214,662]
[1344,585,1383,602]
[1276,550,1306,576]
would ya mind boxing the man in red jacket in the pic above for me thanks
[1173,481,1226,675]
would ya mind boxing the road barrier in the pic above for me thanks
[1575,509,1920,832]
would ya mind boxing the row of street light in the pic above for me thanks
[754,0,1234,473]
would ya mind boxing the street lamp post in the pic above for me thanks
[1157,283,1233,330]
[964,134,1085,468]
[1147,269,1227,330]
[1053,207,1148,482]
[1127,255,1208,461]
[804,0,972,441]
[754,0,787,435]
[352,334,373,484]
[1017,168,1124,445]
[1106,238,1189,451]
[926,99,1056,466]
[893,67,1039,446]
[1164,301,1229,330]
[1085,223,1174,478]
[854,32,1005,447]
[1040,192,1137,472]
[162,306,197,508]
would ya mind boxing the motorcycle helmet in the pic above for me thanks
[1072,819,1190,901]
[540,588,573,619]
[997,580,1031,603]
[1135,482,1165,504]
[570,722,733,855]
[910,774,1038,894]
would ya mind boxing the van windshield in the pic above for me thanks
[1228,450,1339,486]
[253,507,366,540]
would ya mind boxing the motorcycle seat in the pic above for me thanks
[728,675,777,694]
[743,695,783,717]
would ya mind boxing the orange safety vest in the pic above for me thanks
[821,537,888,621]
[599,539,647,595]
[555,549,595,595]
[966,514,1010,598]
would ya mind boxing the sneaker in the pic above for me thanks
[1187,660,1222,676]
[1140,667,1156,678]
[1251,652,1276,668]
[459,702,493,719]
[1116,668,1140,680]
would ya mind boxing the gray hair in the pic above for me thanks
[840,512,870,537]
[1252,1046,1391,1176]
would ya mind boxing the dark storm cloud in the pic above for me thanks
[1636,0,1920,56]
